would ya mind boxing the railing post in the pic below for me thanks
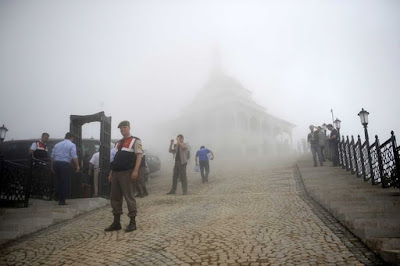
[390,131,400,188]
[341,136,346,169]
[374,135,384,187]
[358,135,366,180]
[25,158,33,207]
[351,136,357,175]
[345,136,351,171]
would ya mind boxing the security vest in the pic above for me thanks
[112,136,145,171]
[34,141,48,159]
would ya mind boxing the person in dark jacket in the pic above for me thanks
[327,124,339,167]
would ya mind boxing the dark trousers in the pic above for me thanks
[54,161,72,203]
[110,169,137,217]
[199,160,210,182]
[171,163,187,194]
[331,143,339,166]
[320,146,326,162]
[310,143,323,166]
[134,166,147,195]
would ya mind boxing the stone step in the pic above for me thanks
[367,238,400,252]
[354,227,400,243]
[349,218,400,231]
[379,250,400,266]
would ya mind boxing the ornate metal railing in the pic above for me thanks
[325,131,400,189]
[0,157,56,207]
[30,158,55,200]
[0,159,31,207]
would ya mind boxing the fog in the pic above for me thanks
[1,0,400,156]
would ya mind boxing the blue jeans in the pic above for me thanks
[311,144,323,166]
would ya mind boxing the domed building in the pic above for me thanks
[164,64,295,157]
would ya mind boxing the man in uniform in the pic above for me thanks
[167,134,190,195]
[51,132,80,205]
[105,120,144,232]
[29,133,50,160]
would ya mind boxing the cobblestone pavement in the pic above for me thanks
[0,159,383,265]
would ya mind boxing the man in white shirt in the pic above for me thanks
[89,151,100,197]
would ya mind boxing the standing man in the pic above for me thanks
[29,133,50,160]
[307,125,323,167]
[51,132,79,205]
[327,124,339,167]
[195,145,214,183]
[167,134,190,195]
[317,126,326,162]
[105,120,144,232]
[88,151,100,197]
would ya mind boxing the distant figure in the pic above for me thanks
[307,125,323,167]
[51,132,80,205]
[135,151,149,198]
[317,126,326,162]
[195,145,214,183]
[105,120,144,232]
[167,134,190,195]
[89,151,100,197]
[29,133,50,160]
[326,124,339,167]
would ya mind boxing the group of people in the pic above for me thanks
[307,124,339,167]
[30,120,215,233]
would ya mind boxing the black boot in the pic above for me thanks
[125,216,137,232]
[104,214,121,231]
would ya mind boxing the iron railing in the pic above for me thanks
[324,131,400,189]
[0,158,55,207]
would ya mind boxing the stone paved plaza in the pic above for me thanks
[0,158,382,265]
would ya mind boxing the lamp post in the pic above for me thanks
[0,124,8,157]
[358,108,374,184]
[358,108,369,142]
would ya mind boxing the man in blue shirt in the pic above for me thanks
[195,145,214,183]
[51,132,80,205]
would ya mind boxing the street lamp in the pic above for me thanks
[358,108,370,141]
[0,124,7,143]
[0,124,7,160]
[358,108,374,183]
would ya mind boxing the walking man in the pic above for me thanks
[167,134,190,195]
[195,145,214,183]
[51,132,80,205]
[105,120,144,232]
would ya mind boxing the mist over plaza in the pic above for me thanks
[1,0,399,156]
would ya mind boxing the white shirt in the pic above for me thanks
[89,152,100,168]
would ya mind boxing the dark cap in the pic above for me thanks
[118,120,130,128]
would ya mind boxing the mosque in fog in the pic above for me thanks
[162,59,295,157]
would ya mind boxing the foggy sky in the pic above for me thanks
[1,0,399,149]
